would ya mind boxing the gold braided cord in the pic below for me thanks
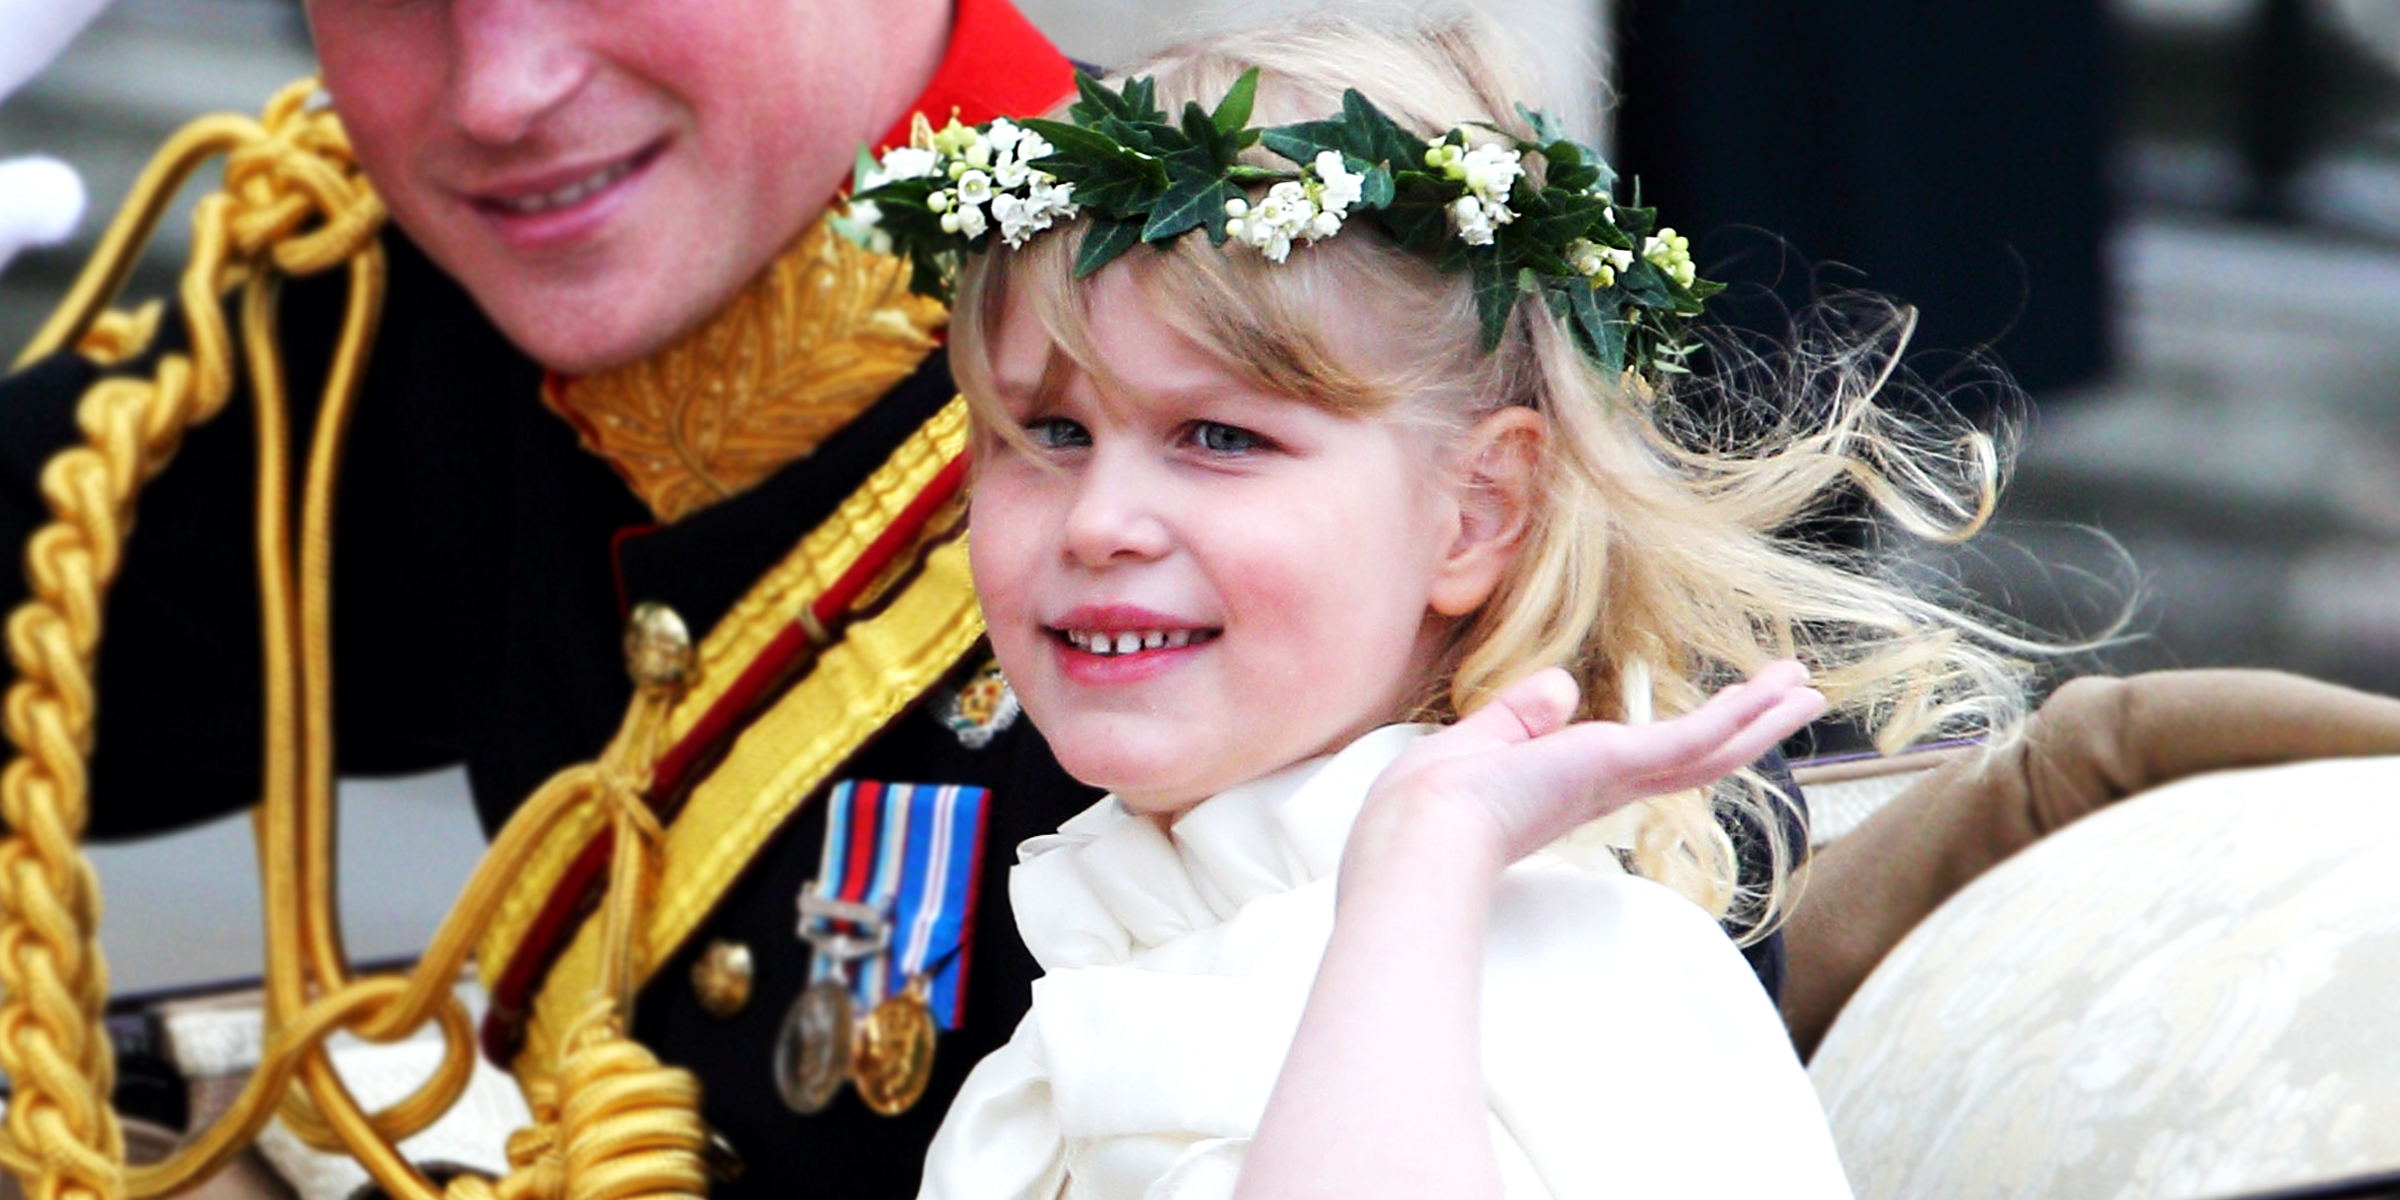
[0,79,706,1200]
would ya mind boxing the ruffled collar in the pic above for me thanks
[1010,725,1432,971]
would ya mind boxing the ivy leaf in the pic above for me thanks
[1143,166,1239,243]
[1070,70,1164,126]
[1471,253,1515,351]
[1377,176,1454,250]
[1178,101,1229,170]
[1617,259,1672,309]
[1073,215,1143,278]
[1562,280,1628,373]
[1341,89,1429,169]
[1212,66,1260,135]
[1020,118,1134,168]
[1258,120,1345,169]
[1360,163,1396,209]
[1517,103,1572,148]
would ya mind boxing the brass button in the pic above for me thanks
[624,601,694,688]
[703,1125,746,1184]
[690,939,755,1020]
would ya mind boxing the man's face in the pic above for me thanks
[310,0,931,374]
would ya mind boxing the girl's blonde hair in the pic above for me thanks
[948,14,2035,938]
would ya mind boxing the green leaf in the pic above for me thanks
[1471,253,1515,351]
[1378,180,1454,251]
[1341,89,1429,169]
[1142,167,1238,243]
[1563,280,1628,372]
[1212,66,1260,135]
[1178,101,1227,168]
[1073,216,1144,278]
[1517,103,1572,147]
[1258,120,1346,168]
[1018,118,1132,166]
[1070,70,1164,126]
[1618,260,1672,308]
[1360,164,1396,209]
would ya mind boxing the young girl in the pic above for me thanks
[847,15,2022,1199]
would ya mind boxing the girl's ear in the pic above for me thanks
[1428,406,1544,618]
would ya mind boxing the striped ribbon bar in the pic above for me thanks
[806,780,991,1029]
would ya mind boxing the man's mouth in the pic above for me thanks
[470,142,664,219]
[1055,627,1220,657]
[490,160,639,215]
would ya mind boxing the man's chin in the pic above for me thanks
[474,283,711,376]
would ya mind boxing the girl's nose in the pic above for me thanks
[449,0,595,146]
[1059,450,1172,567]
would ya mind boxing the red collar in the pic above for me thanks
[874,0,1076,152]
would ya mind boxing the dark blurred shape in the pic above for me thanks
[1613,1,2115,401]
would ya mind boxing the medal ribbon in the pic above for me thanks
[807,781,990,1029]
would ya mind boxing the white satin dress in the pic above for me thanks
[918,725,1852,1200]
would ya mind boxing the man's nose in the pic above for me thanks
[449,0,592,145]
[1060,450,1172,568]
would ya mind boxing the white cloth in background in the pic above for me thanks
[0,0,108,277]
[921,724,1851,1200]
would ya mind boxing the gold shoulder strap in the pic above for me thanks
[2,80,707,1200]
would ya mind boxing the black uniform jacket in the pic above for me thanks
[0,228,1102,1199]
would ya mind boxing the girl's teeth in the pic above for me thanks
[1061,628,1211,656]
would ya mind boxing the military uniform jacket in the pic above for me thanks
[0,2,1098,1194]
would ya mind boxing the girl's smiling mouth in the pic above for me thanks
[1056,627,1220,656]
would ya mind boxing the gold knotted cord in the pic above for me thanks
[0,80,705,1200]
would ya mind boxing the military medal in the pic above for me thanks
[851,974,939,1115]
[777,894,886,1114]
[783,781,990,1115]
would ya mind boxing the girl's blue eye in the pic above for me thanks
[1026,417,1090,449]
[1190,421,1264,454]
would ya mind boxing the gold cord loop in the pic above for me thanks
[2,78,709,1200]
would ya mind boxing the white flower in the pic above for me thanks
[1311,151,1364,216]
[1460,143,1524,206]
[1306,210,1342,240]
[1016,130,1054,162]
[1604,246,1634,272]
[1225,197,1249,218]
[928,190,953,213]
[953,201,989,240]
[878,146,940,182]
[991,193,1032,247]
[956,169,994,206]
[1452,194,1495,246]
[1030,179,1078,220]
[848,199,883,229]
[986,119,1025,157]
[993,159,1030,190]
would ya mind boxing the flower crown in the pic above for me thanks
[840,69,1722,378]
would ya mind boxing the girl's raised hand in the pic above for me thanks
[1351,662,1828,875]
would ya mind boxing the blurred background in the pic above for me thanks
[0,0,2395,990]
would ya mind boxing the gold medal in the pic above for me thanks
[850,982,937,1116]
[774,978,855,1114]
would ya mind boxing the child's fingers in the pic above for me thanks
[1442,667,1580,748]
[1492,667,1822,810]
